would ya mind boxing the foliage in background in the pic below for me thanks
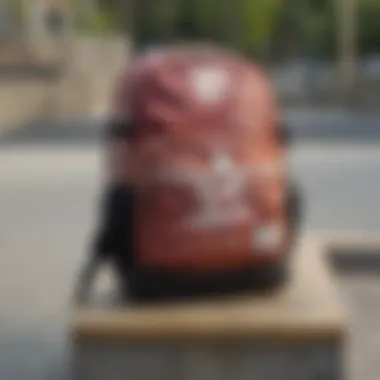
[193,0,224,42]
[75,0,380,59]
[132,0,283,58]
[77,10,120,36]
[135,0,182,47]
[239,0,282,58]
[358,0,380,55]
[75,0,122,36]
[275,0,380,59]
[6,0,25,30]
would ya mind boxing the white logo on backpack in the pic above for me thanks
[187,151,250,229]
[190,67,230,103]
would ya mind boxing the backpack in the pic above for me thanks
[76,46,301,304]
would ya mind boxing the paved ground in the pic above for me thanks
[338,274,380,380]
[1,114,380,379]
[283,106,380,142]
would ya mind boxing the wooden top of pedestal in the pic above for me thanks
[71,237,348,344]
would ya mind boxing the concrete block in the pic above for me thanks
[70,238,348,380]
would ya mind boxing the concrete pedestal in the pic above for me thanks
[70,238,348,380]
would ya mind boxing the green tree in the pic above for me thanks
[238,0,282,57]
[358,0,380,54]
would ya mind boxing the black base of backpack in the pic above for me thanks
[74,180,302,306]
[127,259,289,304]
